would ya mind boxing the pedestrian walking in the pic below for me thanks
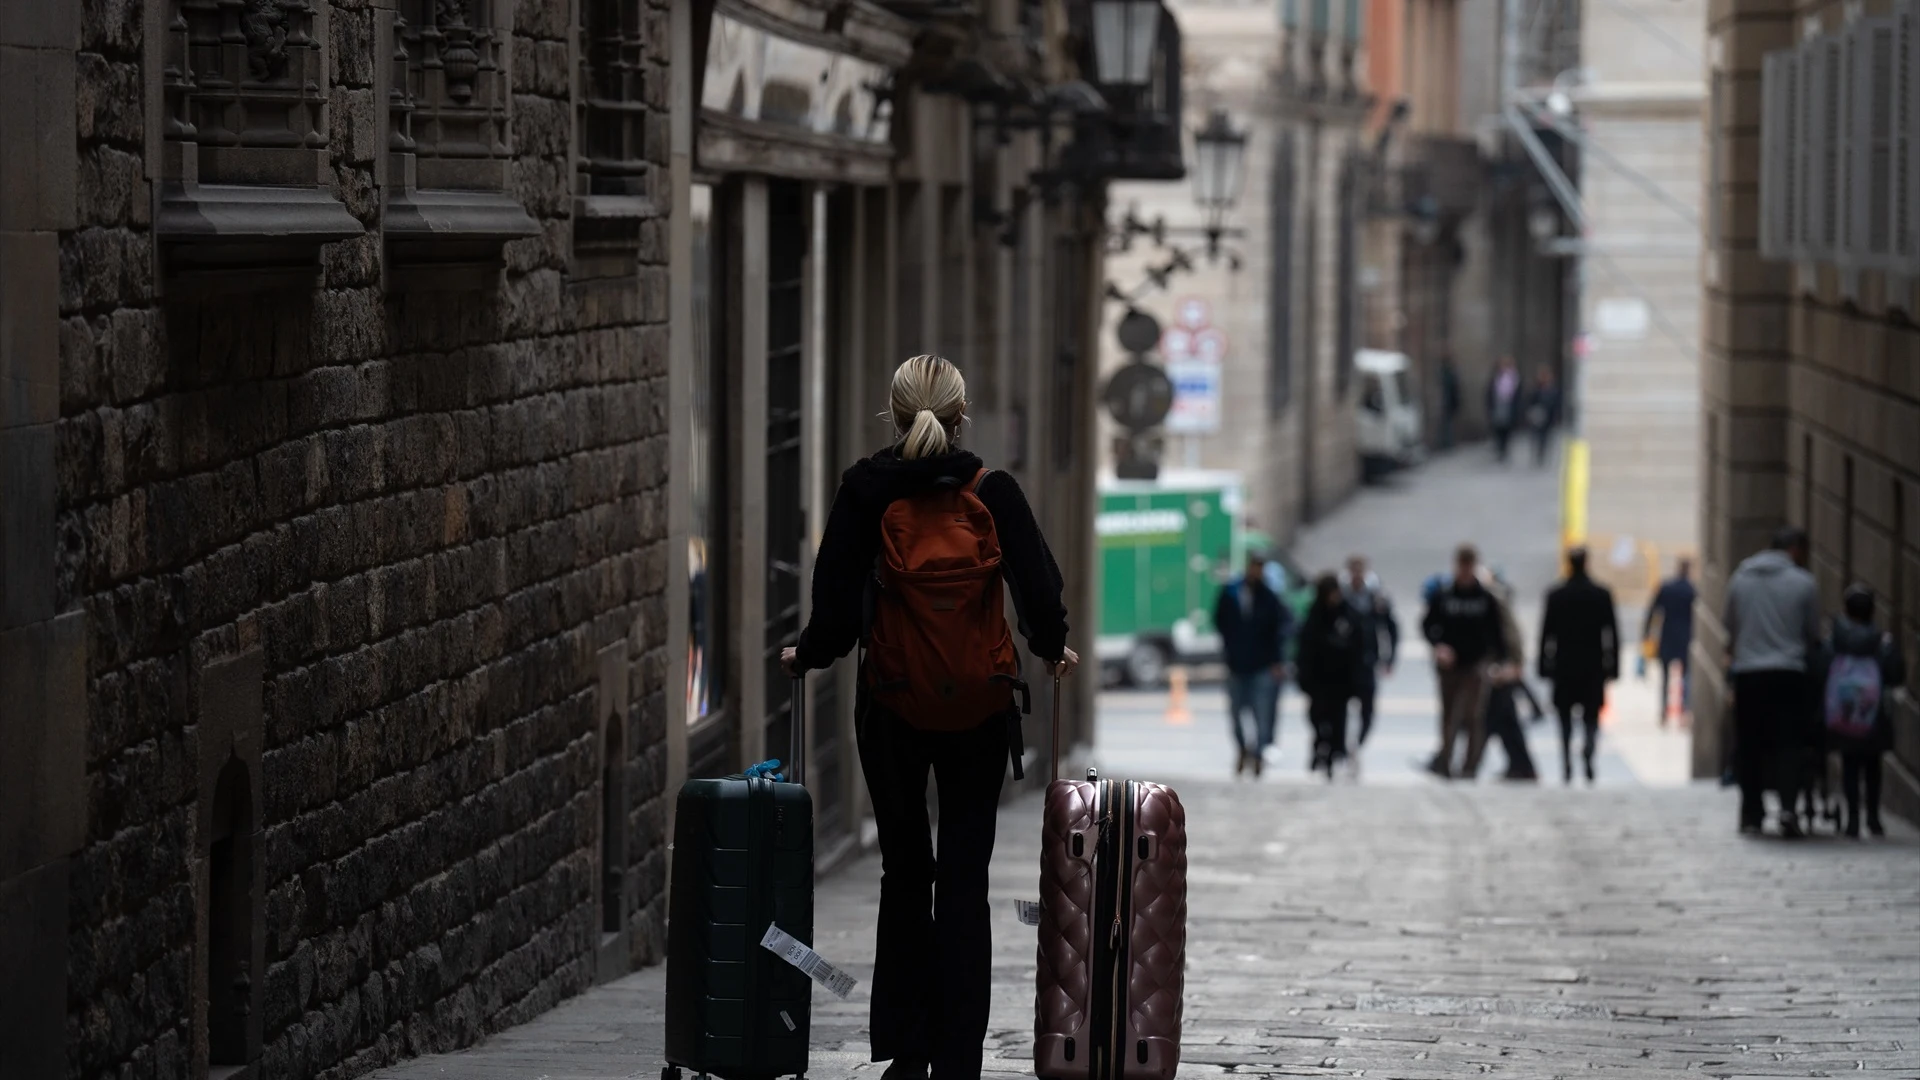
[1723,527,1822,838]
[1297,573,1369,780]
[1487,357,1522,462]
[1642,558,1697,725]
[1438,356,1462,450]
[1214,551,1291,778]
[1538,546,1621,784]
[1816,585,1906,838]
[1342,555,1399,775]
[780,354,1077,1080]
[1525,365,1561,467]
[1480,569,1543,780]
[1422,544,1508,779]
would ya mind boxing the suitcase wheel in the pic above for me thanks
[660,1069,681,1080]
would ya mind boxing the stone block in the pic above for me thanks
[0,612,87,882]
[0,45,76,232]
[0,423,54,628]
[0,859,68,1078]
[0,231,59,428]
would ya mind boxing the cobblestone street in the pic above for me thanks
[375,453,1920,1079]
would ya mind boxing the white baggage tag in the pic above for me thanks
[760,924,858,999]
[1015,900,1043,926]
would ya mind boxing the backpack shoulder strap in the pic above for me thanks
[966,467,993,495]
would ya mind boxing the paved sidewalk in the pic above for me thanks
[372,782,1920,1079]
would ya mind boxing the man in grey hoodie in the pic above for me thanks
[1724,527,1822,836]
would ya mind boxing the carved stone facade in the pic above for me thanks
[1,2,672,1079]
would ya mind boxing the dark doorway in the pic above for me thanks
[206,757,254,1075]
[764,180,808,769]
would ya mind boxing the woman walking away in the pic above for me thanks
[780,355,1078,1080]
[1297,573,1368,780]
[1819,585,1906,838]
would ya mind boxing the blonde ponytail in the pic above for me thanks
[888,354,966,460]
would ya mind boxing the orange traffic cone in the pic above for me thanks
[1165,666,1193,726]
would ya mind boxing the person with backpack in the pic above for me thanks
[1296,573,1369,780]
[1213,551,1293,778]
[1642,558,1697,726]
[1818,585,1907,838]
[780,355,1077,1080]
[1342,555,1399,773]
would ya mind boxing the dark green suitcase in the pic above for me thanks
[663,678,814,1080]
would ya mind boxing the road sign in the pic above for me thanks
[1116,309,1162,354]
[1175,297,1211,330]
[1103,361,1176,430]
[1164,360,1222,434]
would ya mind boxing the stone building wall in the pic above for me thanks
[2,1,673,1077]
[1696,0,1920,819]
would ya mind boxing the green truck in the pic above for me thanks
[1095,471,1313,686]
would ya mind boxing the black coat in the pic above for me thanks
[1422,581,1507,668]
[793,448,1068,671]
[1296,600,1369,700]
[1214,579,1289,675]
[1538,572,1620,696]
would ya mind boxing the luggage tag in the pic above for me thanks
[760,924,858,999]
[1013,899,1043,927]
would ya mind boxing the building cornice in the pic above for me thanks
[1570,82,1707,118]
[716,0,917,67]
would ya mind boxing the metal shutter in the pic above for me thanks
[1896,0,1920,275]
[1846,18,1896,271]
[1797,38,1828,262]
[1760,48,1795,260]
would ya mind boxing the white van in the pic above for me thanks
[1355,349,1425,478]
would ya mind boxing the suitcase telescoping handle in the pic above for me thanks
[789,674,806,788]
[1048,674,1062,783]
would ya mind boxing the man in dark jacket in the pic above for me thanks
[1342,555,1399,766]
[1298,573,1368,780]
[1538,547,1621,784]
[1214,552,1292,777]
[1422,544,1508,778]
[1643,558,1696,726]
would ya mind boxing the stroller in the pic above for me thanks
[1486,669,1545,781]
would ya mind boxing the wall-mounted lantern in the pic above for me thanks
[1090,0,1164,89]
[1190,109,1248,256]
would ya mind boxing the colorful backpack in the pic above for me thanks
[864,468,1020,731]
[1823,650,1884,740]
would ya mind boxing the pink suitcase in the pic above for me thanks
[1034,679,1187,1078]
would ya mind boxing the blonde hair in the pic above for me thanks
[888,354,966,460]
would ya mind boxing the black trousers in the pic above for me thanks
[1493,424,1514,461]
[1733,670,1810,828]
[1842,749,1884,828]
[1309,692,1351,772]
[1486,686,1538,778]
[1554,682,1603,776]
[1355,673,1378,746]
[858,698,1007,1076]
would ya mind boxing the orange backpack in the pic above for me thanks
[864,468,1021,731]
